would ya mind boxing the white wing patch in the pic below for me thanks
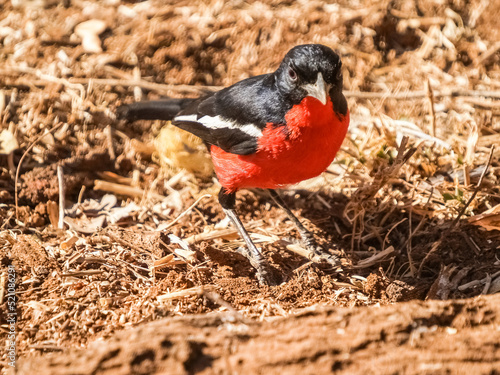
[174,114,262,138]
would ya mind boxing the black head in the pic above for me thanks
[275,44,343,106]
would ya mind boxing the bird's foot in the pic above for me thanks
[236,246,279,286]
[283,232,340,268]
[302,234,340,267]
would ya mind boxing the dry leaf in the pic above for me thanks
[489,276,500,294]
[468,204,500,231]
[108,202,140,224]
[155,124,213,178]
[65,215,106,234]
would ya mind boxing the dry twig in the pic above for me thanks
[426,79,436,137]
[57,165,65,230]
[94,179,166,200]
[453,145,495,226]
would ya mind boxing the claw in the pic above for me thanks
[256,265,279,286]
[282,235,340,268]
[302,235,340,267]
[236,246,279,286]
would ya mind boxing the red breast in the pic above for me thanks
[211,96,350,192]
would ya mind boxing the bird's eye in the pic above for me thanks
[288,67,297,81]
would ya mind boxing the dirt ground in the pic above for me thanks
[1,0,500,373]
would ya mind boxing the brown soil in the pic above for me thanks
[1,0,500,374]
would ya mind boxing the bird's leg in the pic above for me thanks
[268,189,316,246]
[268,189,338,266]
[219,188,277,286]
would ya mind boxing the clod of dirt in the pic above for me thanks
[386,279,428,302]
[363,272,389,299]
[20,151,115,204]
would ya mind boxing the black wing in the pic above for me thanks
[172,74,288,155]
[117,74,289,155]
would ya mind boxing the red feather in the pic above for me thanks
[211,96,350,192]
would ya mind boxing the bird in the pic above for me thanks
[118,44,350,285]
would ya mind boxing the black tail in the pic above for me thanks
[116,98,196,122]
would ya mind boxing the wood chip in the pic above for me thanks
[157,285,215,302]
[353,246,395,268]
[94,179,165,200]
[60,236,79,250]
